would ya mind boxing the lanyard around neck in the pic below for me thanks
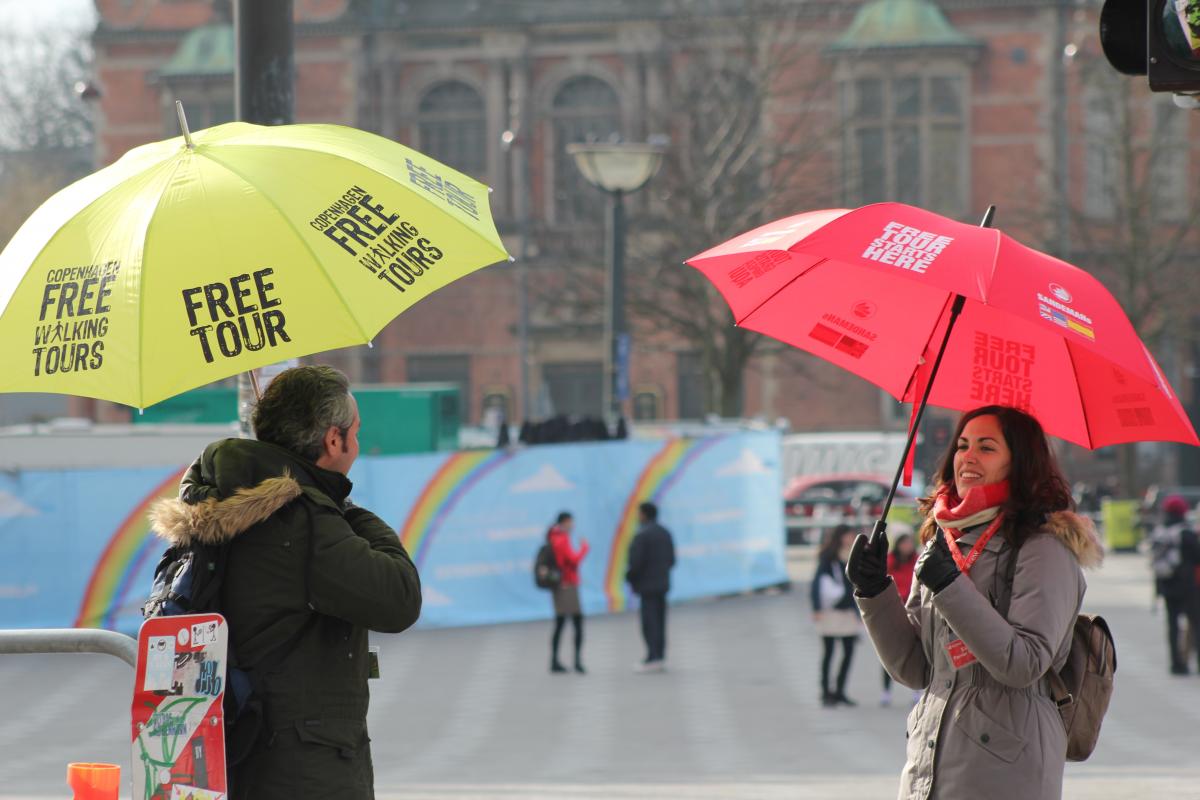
[942,514,1004,575]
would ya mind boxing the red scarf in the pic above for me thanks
[932,480,1010,575]
[932,480,1010,538]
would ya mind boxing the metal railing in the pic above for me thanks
[0,627,137,668]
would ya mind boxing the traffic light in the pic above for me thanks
[1101,0,1200,93]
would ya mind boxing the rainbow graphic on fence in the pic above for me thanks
[74,467,188,630]
[399,450,513,566]
[604,437,725,612]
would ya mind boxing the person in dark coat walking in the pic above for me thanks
[1149,494,1200,674]
[626,501,676,672]
[150,366,422,800]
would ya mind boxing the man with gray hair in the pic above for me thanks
[151,365,421,798]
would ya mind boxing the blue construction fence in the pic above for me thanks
[0,432,787,633]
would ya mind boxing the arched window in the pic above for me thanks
[417,81,486,178]
[841,72,967,216]
[551,76,620,223]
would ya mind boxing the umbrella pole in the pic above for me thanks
[870,205,996,544]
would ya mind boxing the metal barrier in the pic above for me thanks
[0,627,137,668]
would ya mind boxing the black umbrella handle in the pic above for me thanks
[871,206,996,543]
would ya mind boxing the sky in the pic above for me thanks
[0,0,96,32]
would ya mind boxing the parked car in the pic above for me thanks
[783,473,921,545]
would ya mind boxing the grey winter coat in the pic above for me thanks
[857,512,1103,800]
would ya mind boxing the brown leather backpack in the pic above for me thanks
[1046,614,1116,761]
[1000,546,1116,761]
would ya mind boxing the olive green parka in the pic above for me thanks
[150,437,421,799]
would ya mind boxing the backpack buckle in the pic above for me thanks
[1055,693,1074,708]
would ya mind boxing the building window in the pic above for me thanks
[417,81,487,178]
[842,74,966,216]
[676,352,706,420]
[542,361,603,417]
[406,354,471,422]
[551,76,621,223]
[633,389,661,421]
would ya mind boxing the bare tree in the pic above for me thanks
[0,25,94,248]
[628,1,842,417]
[1023,50,1200,492]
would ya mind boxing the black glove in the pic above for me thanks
[845,530,891,598]
[915,531,961,594]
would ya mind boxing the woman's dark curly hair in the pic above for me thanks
[917,406,1074,545]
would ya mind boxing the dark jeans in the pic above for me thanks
[1164,592,1200,671]
[552,614,584,666]
[639,591,668,662]
[821,636,857,697]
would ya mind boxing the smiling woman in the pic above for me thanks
[845,404,1104,800]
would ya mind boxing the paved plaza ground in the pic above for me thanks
[2,547,1198,798]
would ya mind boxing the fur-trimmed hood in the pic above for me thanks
[1041,510,1105,569]
[919,509,1105,569]
[150,474,303,547]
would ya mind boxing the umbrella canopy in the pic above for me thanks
[687,202,1197,450]
[0,120,509,408]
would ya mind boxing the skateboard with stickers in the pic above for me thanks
[131,613,228,800]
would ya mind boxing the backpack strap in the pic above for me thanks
[996,532,1073,707]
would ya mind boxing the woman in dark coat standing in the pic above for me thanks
[547,511,589,673]
[811,524,861,706]
[846,405,1103,799]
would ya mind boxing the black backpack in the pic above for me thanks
[533,542,561,590]
[144,539,313,766]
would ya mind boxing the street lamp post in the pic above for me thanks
[567,142,665,424]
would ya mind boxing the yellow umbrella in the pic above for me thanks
[0,108,509,408]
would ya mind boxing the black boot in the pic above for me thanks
[551,659,567,673]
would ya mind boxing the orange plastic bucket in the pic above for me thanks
[66,762,120,799]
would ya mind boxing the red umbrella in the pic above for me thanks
[687,202,1197,524]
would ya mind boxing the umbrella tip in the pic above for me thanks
[508,256,516,263]
[175,100,195,150]
[979,205,996,228]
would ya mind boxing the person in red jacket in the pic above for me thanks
[880,530,917,706]
[548,511,589,673]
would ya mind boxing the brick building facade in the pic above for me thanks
[82,0,1197,479]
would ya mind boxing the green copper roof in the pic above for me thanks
[159,24,234,78]
[829,0,979,51]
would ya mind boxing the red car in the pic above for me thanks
[783,473,921,545]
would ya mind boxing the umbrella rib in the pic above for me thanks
[190,150,373,344]
[980,229,1002,302]
[899,292,958,403]
[0,156,177,317]
[204,137,507,270]
[733,256,829,325]
[1062,341,1095,450]
[137,157,190,410]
